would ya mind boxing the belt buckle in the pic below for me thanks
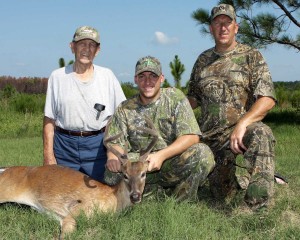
[80,131,84,137]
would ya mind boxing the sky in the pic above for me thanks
[0,0,299,86]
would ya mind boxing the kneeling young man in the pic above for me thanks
[104,56,215,201]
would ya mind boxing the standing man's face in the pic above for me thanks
[70,39,100,64]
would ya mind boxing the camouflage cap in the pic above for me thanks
[72,26,100,44]
[135,56,162,76]
[211,4,236,21]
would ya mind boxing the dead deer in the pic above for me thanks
[0,118,158,239]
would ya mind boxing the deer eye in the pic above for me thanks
[141,172,146,178]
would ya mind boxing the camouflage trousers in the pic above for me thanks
[104,143,215,202]
[208,122,276,209]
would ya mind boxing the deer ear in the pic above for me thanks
[139,154,149,163]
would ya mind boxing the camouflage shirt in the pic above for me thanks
[187,43,276,144]
[106,87,201,154]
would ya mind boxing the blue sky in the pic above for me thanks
[1,0,299,86]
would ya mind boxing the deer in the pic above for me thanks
[0,118,158,239]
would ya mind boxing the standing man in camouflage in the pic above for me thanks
[105,56,215,202]
[187,4,276,210]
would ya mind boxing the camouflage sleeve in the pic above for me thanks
[173,89,202,137]
[250,49,276,100]
[187,55,201,100]
[105,105,130,151]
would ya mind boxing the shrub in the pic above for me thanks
[121,82,138,98]
[12,94,45,114]
[0,84,17,99]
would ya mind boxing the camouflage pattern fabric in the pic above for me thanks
[188,43,276,144]
[208,122,275,208]
[210,3,236,21]
[187,43,276,209]
[107,88,202,152]
[72,26,100,43]
[104,87,215,201]
[147,143,215,202]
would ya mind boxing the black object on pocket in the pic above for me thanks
[94,103,106,120]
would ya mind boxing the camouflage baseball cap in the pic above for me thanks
[211,4,236,21]
[72,26,100,44]
[135,56,162,76]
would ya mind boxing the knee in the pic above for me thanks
[185,143,215,172]
[245,123,276,153]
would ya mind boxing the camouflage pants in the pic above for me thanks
[104,143,215,202]
[208,122,276,209]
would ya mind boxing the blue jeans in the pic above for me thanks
[54,130,107,182]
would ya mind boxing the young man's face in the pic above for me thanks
[134,71,164,104]
[210,15,238,50]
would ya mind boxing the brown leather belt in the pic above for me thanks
[56,126,105,137]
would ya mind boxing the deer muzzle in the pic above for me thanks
[130,192,142,204]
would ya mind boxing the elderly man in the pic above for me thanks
[44,26,126,182]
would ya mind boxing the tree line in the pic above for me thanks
[0,76,300,110]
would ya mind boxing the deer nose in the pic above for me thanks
[130,192,141,204]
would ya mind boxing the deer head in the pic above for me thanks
[104,117,158,203]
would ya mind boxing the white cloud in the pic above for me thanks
[152,31,179,45]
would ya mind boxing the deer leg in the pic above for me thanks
[60,214,77,239]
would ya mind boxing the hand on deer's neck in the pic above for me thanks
[73,62,94,82]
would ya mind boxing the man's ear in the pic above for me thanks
[209,25,213,34]
[234,22,239,34]
[95,45,101,56]
[160,74,165,84]
[70,42,75,54]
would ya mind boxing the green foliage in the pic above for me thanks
[121,82,139,98]
[169,55,185,89]
[265,107,300,124]
[274,81,300,109]
[12,93,45,114]
[192,0,300,50]
[0,123,300,239]
[59,57,65,68]
[59,57,74,68]
[0,84,17,99]
[162,78,171,88]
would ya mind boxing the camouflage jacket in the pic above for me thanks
[106,87,201,154]
[187,43,276,145]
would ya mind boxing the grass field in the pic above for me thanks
[0,112,299,239]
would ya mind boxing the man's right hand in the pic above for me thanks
[106,159,121,172]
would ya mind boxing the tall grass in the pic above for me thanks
[0,114,299,239]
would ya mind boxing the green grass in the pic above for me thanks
[0,110,300,239]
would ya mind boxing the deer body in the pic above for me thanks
[0,163,148,237]
[0,118,158,238]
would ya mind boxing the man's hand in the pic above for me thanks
[230,122,247,154]
[106,159,121,172]
[229,96,276,155]
[146,152,165,172]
